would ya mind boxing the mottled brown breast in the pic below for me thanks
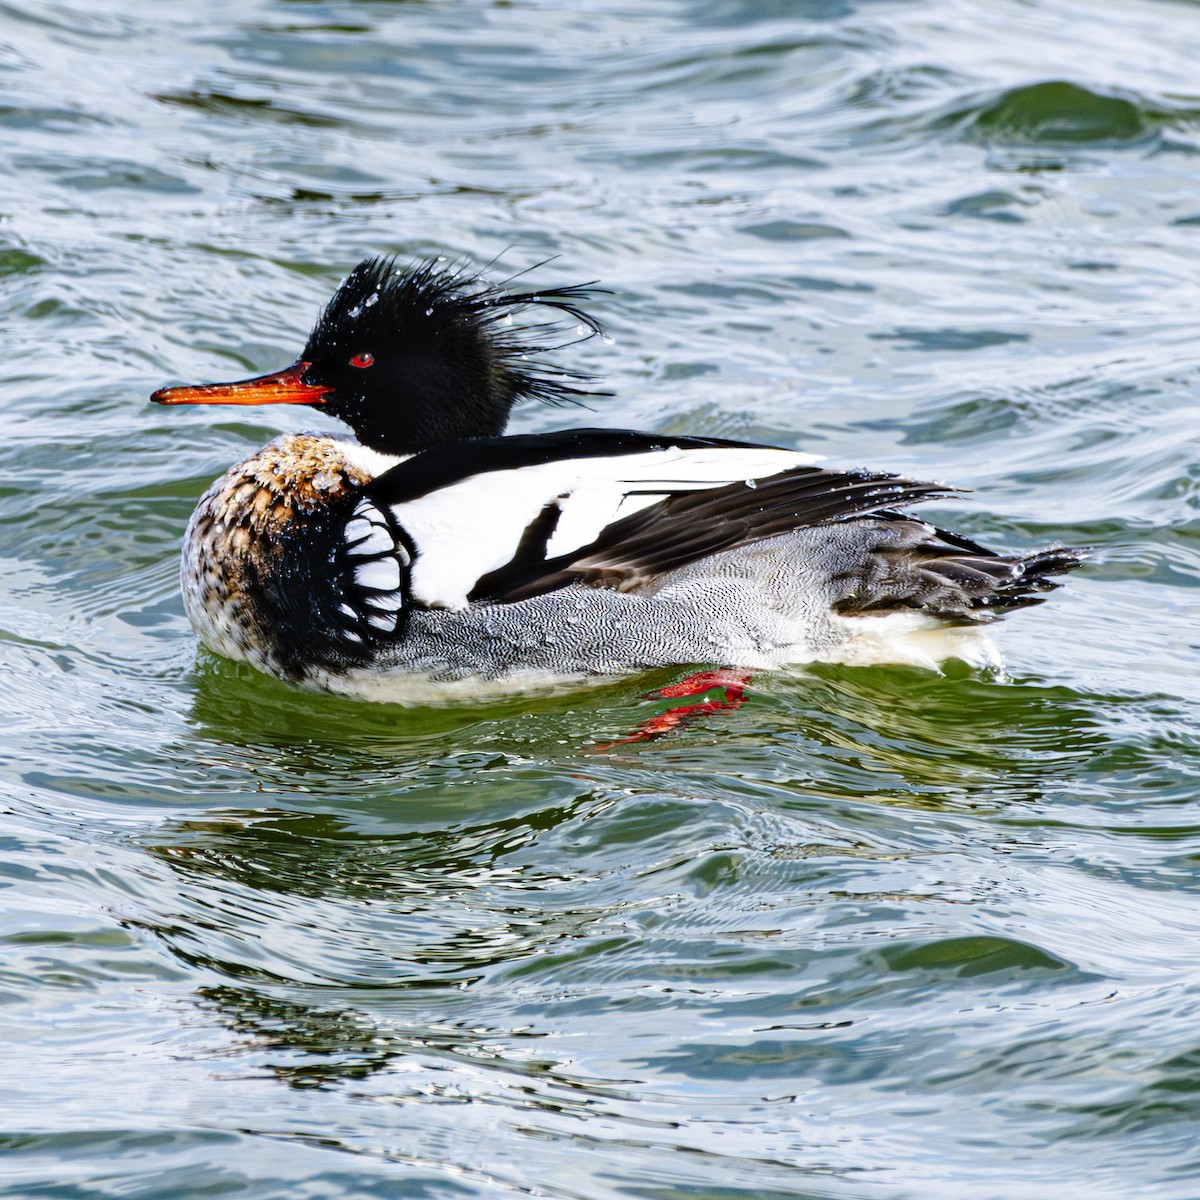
[181,434,376,675]
[204,433,373,527]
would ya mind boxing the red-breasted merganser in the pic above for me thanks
[152,256,1086,703]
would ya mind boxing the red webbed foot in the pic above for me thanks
[596,668,755,749]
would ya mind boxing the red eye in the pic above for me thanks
[349,352,375,369]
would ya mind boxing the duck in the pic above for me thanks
[152,255,1087,704]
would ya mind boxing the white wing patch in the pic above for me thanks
[389,445,821,610]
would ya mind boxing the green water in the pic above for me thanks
[2,1,1199,1196]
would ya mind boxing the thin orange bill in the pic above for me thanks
[152,361,332,406]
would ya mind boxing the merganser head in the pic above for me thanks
[152,256,605,455]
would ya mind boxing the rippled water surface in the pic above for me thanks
[2,1,1199,1196]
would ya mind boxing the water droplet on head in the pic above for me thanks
[365,292,379,307]
[426,307,434,317]
[745,478,758,489]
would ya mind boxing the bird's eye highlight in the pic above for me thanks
[349,352,375,369]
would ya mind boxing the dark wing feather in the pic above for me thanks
[472,466,961,603]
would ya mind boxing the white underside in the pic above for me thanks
[314,665,604,705]
[305,613,1001,706]
[824,610,1001,671]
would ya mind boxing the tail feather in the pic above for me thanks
[833,522,1089,622]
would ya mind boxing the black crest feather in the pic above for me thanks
[299,256,609,453]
